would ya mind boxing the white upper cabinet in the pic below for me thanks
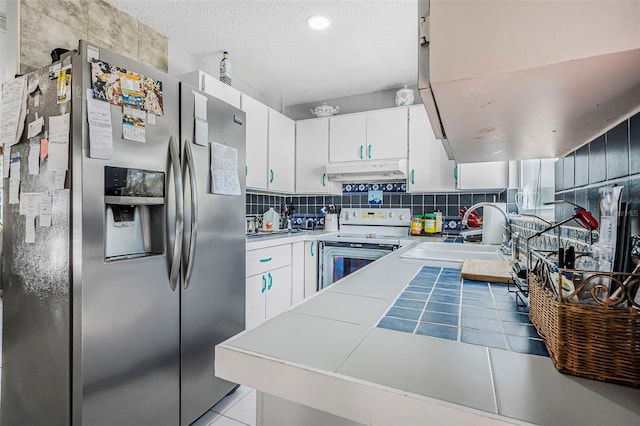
[328,108,408,163]
[455,161,509,190]
[408,105,455,192]
[268,109,295,193]
[241,94,269,190]
[329,113,367,162]
[296,118,341,194]
[183,70,241,109]
[366,108,409,160]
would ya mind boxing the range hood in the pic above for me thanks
[325,159,408,182]
[419,0,640,163]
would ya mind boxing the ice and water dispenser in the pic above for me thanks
[104,166,165,261]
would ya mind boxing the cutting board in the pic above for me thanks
[461,259,514,284]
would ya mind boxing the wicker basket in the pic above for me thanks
[529,274,640,387]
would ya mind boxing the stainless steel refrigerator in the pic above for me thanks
[1,40,246,426]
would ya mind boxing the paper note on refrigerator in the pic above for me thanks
[0,75,28,147]
[122,106,146,143]
[28,139,41,175]
[19,192,43,216]
[40,138,49,160]
[27,116,44,139]
[56,65,72,104]
[48,113,70,171]
[9,152,21,181]
[87,89,114,159]
[9,152,21,204]
[25,215,36,244]
[194,119,208,147]
[194,91,207,120]
[53,171,66,190]
[9,180,20,204]
[210,142,241,195]
[40,194,52,227]
[3,145,10,178]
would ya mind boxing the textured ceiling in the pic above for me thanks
[104,0,418,107]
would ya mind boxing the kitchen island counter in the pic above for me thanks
[217,239,640,425]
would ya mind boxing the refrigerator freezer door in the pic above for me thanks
[179,84,246,425]
[74,42,181,425]
[1,65,72,426]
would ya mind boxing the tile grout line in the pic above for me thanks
[373,265,427,328]
[486,347,501,415]
[412,266,443,334]
[489,282,512,351]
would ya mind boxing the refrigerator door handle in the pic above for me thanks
[183,139,198,289]
[169,135,184,292]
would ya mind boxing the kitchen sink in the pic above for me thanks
[400,241,503,263]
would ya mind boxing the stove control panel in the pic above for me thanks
[340,208,411,226]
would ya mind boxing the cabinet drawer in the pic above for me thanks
[246,244,292,276]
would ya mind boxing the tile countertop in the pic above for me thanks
[220,238,640,425]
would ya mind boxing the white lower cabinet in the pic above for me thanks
[246,239,319,329]
[246,244,293,330]
[245,266,292,329]
[304,241,318,299]
[291,240,319,305]
[292,242,305,306]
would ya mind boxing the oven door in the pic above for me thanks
[319,241,397,290]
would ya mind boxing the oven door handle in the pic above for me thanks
[349,243,363,248]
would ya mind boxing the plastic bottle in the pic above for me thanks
[220,51,232,85]
[263,207,280,230]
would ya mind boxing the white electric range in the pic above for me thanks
[317,208,411,289]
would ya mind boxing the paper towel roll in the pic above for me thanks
[482,203,507,245]
[325,214,338,231]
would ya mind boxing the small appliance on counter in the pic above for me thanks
[246,216,257,234]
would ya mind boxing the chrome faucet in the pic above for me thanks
[461,202,511,246]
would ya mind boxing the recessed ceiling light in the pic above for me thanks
[306,15,330,30]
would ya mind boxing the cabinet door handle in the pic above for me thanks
[261,275,267,293]
[411,169,415,184]
[269,169,274,183]
[245,165,248,176]
[310,241,315,257]
[322,173,326,187]
[267,272,273,290]
[359,145,364,159]
[368,145,372,159]
[260,257,272,263]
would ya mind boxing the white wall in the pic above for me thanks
[284,85,422,121]
[167,40,275,110]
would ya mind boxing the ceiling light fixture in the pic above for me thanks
[306,15,330,30]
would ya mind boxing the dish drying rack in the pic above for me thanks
[528,249,640,387]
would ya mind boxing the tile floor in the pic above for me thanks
[377,266,549,357]
[191,385,257,426]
